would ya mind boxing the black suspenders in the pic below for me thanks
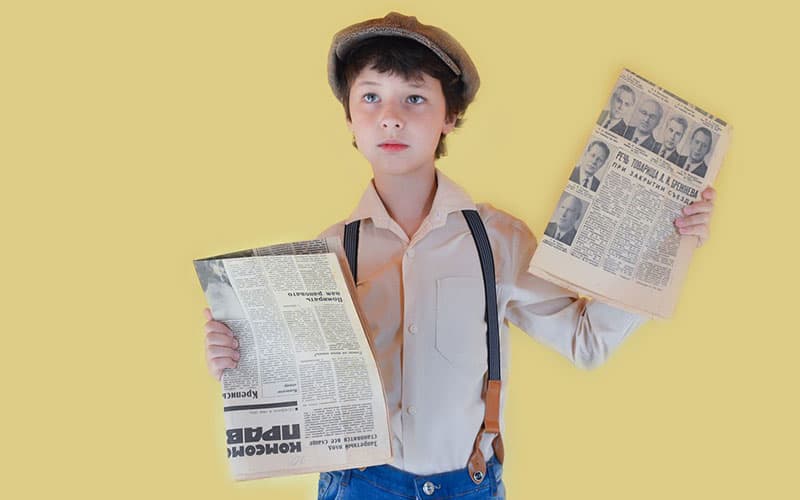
[344,219,361,284]
[462,210,501,383]
[343,210,504,484]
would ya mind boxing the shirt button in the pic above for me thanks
[408,324,417,334]
[406,248,415,258]
[407,406,417,416]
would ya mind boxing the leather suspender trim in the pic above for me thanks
[484,379,501,434]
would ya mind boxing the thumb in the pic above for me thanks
[203,307,213,321]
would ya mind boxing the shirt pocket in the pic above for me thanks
[435,276,487,372]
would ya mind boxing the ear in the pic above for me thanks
[442,113,457,135]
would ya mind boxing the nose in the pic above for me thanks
[381,116,403,129]
[380,105,404,130]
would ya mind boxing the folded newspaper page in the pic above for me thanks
[529,69,731,318]
[194,238,392,480]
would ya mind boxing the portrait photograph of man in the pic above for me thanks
[624,98,664,153]
[570,140,611,192]
[597,84,636,136]
[655,115,690,167]
[682,126,714,178]
[544,193,586,246]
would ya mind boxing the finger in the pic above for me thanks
[702,186,717,202]
[207,345,240,361]
[683,200,714,216]
[678,224,709,242]
[675,213,710,228]
[203,307,213,321]
[206,332,239,348]
[210,358,238,380]
[204,319,233,336]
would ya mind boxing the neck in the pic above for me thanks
[373,166,437,240]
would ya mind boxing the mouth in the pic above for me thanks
[379,141,409,152]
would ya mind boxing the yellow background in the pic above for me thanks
[3,1,797,498]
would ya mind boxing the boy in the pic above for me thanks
[203,12,717,499]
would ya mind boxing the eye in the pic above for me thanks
[407,95,426,104]
[362,93,379,103]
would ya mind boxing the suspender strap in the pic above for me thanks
[462,209,504,484]
[462,210,501,384]
[343,220,360,283]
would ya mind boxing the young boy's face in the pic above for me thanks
[347,66,456,177]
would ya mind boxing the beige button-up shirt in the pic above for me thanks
[319,170,646,475]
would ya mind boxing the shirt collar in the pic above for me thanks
[346,169,476,231]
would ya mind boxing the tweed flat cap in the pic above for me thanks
[327,12,480,106]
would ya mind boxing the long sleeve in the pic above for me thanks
[502,219,647,370]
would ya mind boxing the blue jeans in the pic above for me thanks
[317,456,505,499]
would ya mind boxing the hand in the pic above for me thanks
[203,307,239,381]
[674,186,716,247]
